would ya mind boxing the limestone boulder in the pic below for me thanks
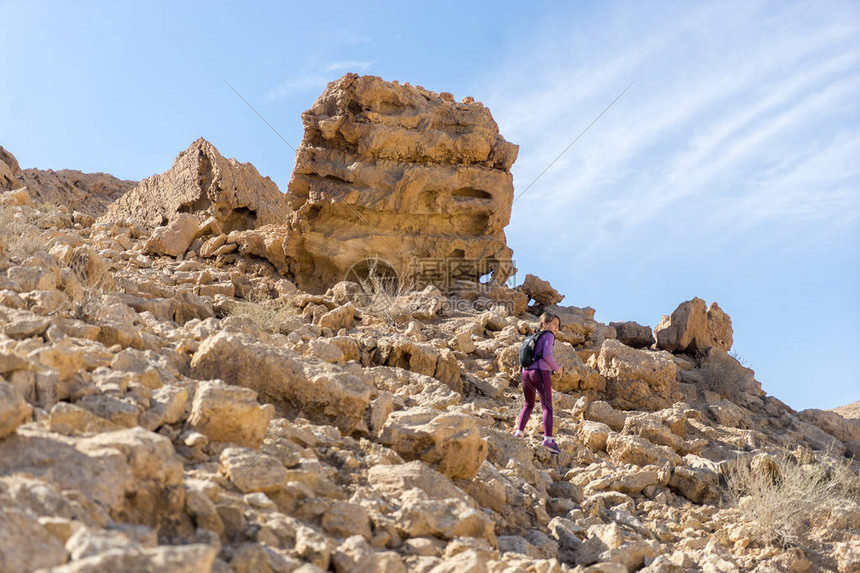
[102,138,289,232]
[224,225,290,273]
[191,330,372,433]
[378,408,487,479]
[392,488,496,544]
[374,336,462,392]
[144,213,199,257]
[76,427,186,532]
[606,433,680,467]
[367,460,472,503]
[188,381,273,448]
[366,366,460,410]
[552,340,606,393]
[219,447,286,493]
[520,274,564,306]
[596,339,680,411]
[285,73,518,293]
[609,321,655,349]
[654,298,733,354]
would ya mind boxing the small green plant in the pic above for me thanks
[725,449,860,548]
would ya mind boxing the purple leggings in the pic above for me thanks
[516,369,553,437]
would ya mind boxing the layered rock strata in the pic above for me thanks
[285,74,519,293]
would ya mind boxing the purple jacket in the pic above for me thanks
[524,331,560,372]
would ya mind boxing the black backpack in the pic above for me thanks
[518,330,548,368]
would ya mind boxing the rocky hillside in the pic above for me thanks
[0,75,858,573]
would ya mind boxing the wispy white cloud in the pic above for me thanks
[326,60,374,72]
[264,60,375,101]
[483,1,860,265]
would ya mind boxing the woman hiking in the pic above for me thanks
[513,312,563,453]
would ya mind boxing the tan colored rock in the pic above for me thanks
[374,336,462,391]
[188,380,273,448]
[0,507,66,572]
[583,400,629,432]
[606,433,680,467]
[0,381,31,438]
[103,138,289,231]
[191,330,372,433]
[225,225,290,273]
[76,427,186,532]
[667,455,721,504]
[367,460,471,503]
[48,402,121,435]
[622,412,684,449]
[579,420,613,451]
[552,341,606,393]
[144,212,199,257]
[654,298,733,354]
[378,408,487,479]
[366,366,460,410]
[332,535,376,572]
[393,488,496,544]
[520,274,564,306]
[322,501,372,540]
[596,339,680,411]
[220,447,286,493]
[317,303,356,331]
[285,74,518,293]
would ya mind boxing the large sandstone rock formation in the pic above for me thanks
[102,138,289,232]
[285,74,518,293]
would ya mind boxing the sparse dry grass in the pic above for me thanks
[726,448,860,547]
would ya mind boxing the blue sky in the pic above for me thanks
[1,1,858,411]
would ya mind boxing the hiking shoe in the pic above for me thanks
[512,430,524,438]
[542,438,561,453]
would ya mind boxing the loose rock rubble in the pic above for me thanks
[1,75,858,573]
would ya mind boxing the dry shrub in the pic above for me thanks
[349,256,407,317]
[0,204,46,264]
[225,294,298,333]
[726,449,860,547]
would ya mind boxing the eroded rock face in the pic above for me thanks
[0,146,22,191]
[285,74,518,293]
[102,138,289,232]
[0,145,135,216]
